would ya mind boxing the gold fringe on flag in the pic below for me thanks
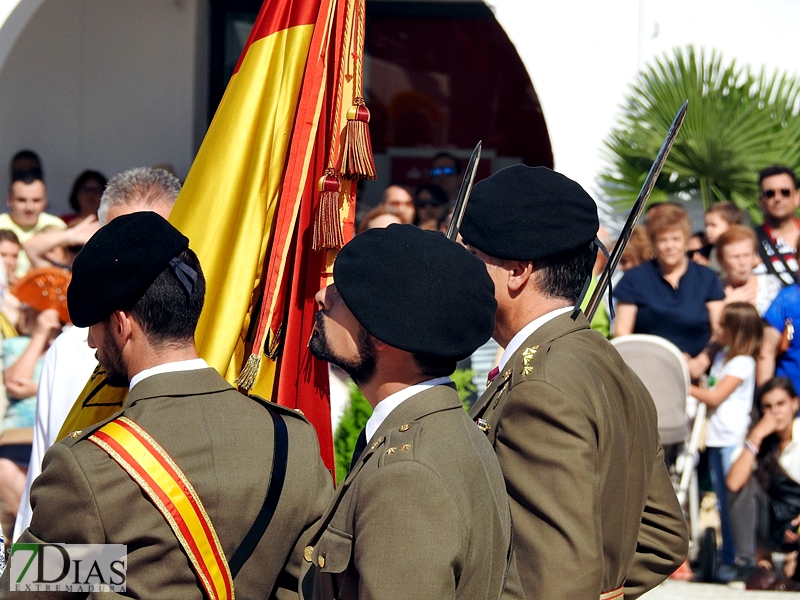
[313,169,344,250]
[235,353,261,391]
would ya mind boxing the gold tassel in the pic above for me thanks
[313,171,345,251]
[340,97,376,181]
[236,353,261,391]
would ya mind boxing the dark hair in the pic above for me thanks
[759,165,797,188]
[430,152,461,174]
[127,248,205,347]
[753,377,798,491]
[68,170,108,212]
[10,169,44,188]
[414,184,449,207]
[707,201,743,225]
[412,352,458,378]
[11,150,43,179]
[0,229,21,246]
[533,243,596,303]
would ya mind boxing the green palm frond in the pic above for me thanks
[602,46,800,219]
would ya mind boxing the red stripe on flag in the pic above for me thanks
[114,420,233,599]
[233,0,322,74]
[93,430,220,599]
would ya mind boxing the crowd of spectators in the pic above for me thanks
[607,165,800,585]
[0,150,105,540]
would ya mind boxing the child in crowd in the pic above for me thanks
[691,302,761,577]
[705,201,744,246]
[705,201,744,273]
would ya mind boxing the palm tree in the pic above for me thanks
[602,46,800,222]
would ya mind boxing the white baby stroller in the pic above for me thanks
[611,334,707,564]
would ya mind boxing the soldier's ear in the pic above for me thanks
[506,260,534,293]
[110,309,134,343]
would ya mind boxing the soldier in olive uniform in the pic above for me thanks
[1,213,333,599]
[460,165,689,600]
[301,224,520,600]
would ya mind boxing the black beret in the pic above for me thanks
[334,224,496,360]
[460,165,599,261]
[68,212,189,327]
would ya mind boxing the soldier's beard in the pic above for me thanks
[97,323,130,388]
[309,312,376,387]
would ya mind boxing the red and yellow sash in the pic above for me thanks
[89,417,234,600]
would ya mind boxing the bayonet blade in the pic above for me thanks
[584,100,688,321]
[447,140,482,241]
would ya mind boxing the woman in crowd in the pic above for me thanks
[613,202,725,359]
[60,170,107,226]
[727,377,800,580]
[718,226,782,316]
[690,302,761,575]
[413,183,449,229]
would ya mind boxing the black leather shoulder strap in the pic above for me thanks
[229,404,289,578]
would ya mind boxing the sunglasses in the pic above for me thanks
[687,247,711,259]
[429,167,457,177]
[761,188,794,199]
[415,198,445,208]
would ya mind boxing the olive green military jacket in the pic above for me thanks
[0,368,334,599]
[299,384,520,600]
[470,313,688,600]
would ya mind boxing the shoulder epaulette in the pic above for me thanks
[61,410,124,447]
[510,342,550,386]
[377,420,422,466]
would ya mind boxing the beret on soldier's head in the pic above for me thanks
[68,212,189,327]
[460,164,599,261]
[333,224,496,360]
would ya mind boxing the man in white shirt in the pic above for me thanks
[301,224,521,600]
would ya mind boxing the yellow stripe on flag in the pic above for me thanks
[57,24,316,441]
[170,24,315,388]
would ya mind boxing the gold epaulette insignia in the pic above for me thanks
[521,345,540,376]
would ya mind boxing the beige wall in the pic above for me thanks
[0,0,207,214]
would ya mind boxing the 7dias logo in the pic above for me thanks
[9,544,127,592]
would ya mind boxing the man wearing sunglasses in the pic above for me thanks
[754,165,800,286]
[429,152,462,201]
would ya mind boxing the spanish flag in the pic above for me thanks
[58,0,369,473]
